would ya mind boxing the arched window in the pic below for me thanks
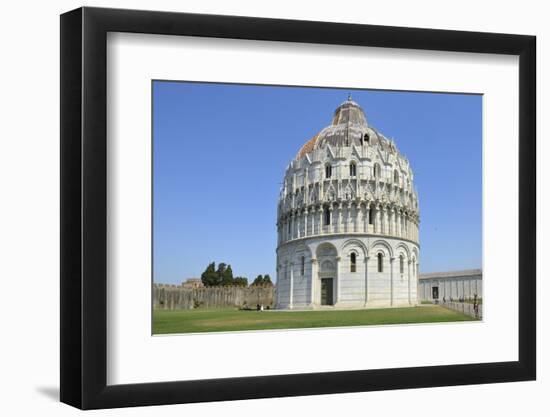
[350,252,357,273]
[394,170,399,184]
[350,161,357,177]
[323,207,331,226]
[364,133,370,144]
[399,255,404,274]
[373,163,380,179]
[301,256,305,276]
[325,164,332,179]
[369,206,374,225]
[377,253,384,273]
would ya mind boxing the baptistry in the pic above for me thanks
[276,96,420,309]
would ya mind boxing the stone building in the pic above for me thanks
[276,97,420,309]
[418,269,482,302]
[181,278,204,289]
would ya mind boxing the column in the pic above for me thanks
[382,206,390,235]
[304,209,308,237]
[328,205,334,234]
[353,203,363,232]
[318,206,323,235]
[374,204,380,233]
[391,207,396,236]
[364,256,370,305]
[310,258,317,307]
[346,201,351,233]
[365,203,370,233]
[407,259,412,305]
[335,256,341,305]
[390,257,395,306]
[353,202,361,233]
[311,207,315,235]
[289,263,294,309]
[397,211,402,237]
[338,202,343,233]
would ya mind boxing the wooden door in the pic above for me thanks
[321,278,333,305]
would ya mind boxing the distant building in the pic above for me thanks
[181,278,204,289]
[418,269,482,301]
[276,97,420,309]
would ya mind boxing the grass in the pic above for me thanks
[153,305,478,334]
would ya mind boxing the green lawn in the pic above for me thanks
[153,305,477,334]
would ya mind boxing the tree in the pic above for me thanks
[252,275,264,286]
[262,274,273,285]
[200,262,218,287]
[215,263,227,286]
[233,277,248,287]
[222,264,234,286]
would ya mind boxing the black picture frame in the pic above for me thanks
[60,6,536,410]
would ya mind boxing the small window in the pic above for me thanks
[288,220,291,234]
[350,253,357,273]
[369,206,374,225]
[350,162,357,177]
[364,133,370,144]
[394,170,399,184]
[400,255,404,274]
[377,253,383,273]
[323,207,331,226]
[325,164,332,179]
[301,256,305,276]
[373,163,380,179]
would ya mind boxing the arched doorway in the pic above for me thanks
[320,260,335,305]
[316,243,338,306]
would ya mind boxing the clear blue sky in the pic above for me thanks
[153,81,482,284]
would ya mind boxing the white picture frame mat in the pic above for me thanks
[106,32,519,385]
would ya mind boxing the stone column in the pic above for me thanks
[353,201,363,232]
[407,259,412,305]
[289,262,294,309]
[329,205,334,234]
[397,211,402,237]
[310,258,317,307]
[390,256,395,306]
[364,256,370,306]
[365,203,370,233]
[318,206,323,235]
[375,204,381,234]
[335,256,341,305]
[382,206,390,235]
[391,207,396,236]
[353,202,359,232]
[338,202,343,233]
[346,201,351,233]
[311,206,315,235]
[304,209,308,237]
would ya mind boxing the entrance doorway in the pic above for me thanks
[432,286,439,300]
[321,278,334,305]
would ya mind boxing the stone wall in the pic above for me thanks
[418,269,482,302]
[153,284,276,310]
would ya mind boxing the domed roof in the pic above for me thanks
[296,96,395,160]
[330,96,368,126]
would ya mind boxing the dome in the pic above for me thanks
[296,96,396,160]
